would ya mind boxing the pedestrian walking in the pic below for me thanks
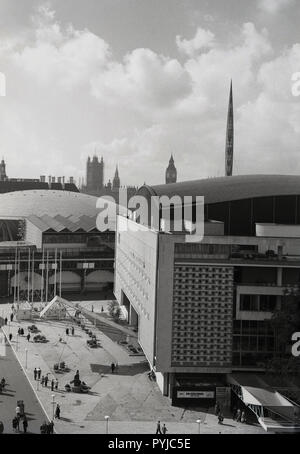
[12,417,18,433]
[27,333,30,342]
[0,421,4,434]
[241,411,246,423]
[16,405,21,419]
[23,416,28,434]
[156,420,162,434]
[49,420,54,434]
[44,375,49,387]
[55,404,61,419]
[34,368,37,380]
[162,423,168,435]
[218,412,224,425]
[111,363,115,374]
[51,379,54,391]
[55,379,58,391]
[9,333,12,342]
[37,367,41,380]
[40,421,47,434]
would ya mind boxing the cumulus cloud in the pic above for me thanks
[12,5,111,89]
[0,4,299,186]
[257,0,295,14]
[176,27,216,56]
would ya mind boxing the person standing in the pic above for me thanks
[37,368,41,380]
[10,313,13,322]
[23,416,28,434]
[9,333,12,342]
[66,328,69,336]
[55,404,61,419]
[41,376,45,387]
[49,420,54,434]
[16,405,21,419]
[44,375,49,388]
[236,408,241,422]
[12,417,18,433]
[0,421,4,434]
[156,420,162,434]
[218,412,224,425]
[51,379,55,391]
[27,333,31,342]
[34,368,37,380]
[162,423,168,435]
[55,379,59,391]
[4,317,7,326]
[71,326,75,336]
[111,363,115,374]
[215,401,220,416]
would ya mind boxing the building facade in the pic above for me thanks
[114,175,300,424]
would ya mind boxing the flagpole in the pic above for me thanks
[41,247,44,303]
[59,250,62,297]
[27,248,30,302]
[32,249,35,305]
[13,247,17,303]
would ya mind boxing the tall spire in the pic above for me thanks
[165,154,177,184]
[113,165,120,189]
[225,80,234,177]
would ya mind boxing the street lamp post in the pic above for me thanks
[52,394,56,420]
[25,348,28,369]
[197,419,201,434]
[37,378,40,391]
[105,415,110,434]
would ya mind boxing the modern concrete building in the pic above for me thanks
[114,174,300,431]
[0,190,115,301]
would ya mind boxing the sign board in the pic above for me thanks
[177,390,215,399]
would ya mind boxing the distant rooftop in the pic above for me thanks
[139,175,300,204]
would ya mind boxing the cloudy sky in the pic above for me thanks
[0,0,299,187]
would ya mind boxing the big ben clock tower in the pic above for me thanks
[165,155,177,184]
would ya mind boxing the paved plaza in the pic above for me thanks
[0,302,266,434]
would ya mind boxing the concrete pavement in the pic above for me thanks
[0,302,266,434]
[0,333,48,434]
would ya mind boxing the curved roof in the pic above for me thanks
[0,190,99,218]
[139,175,300,204]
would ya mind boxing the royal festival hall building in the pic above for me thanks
[0,190,115,301]
[114,174,300,432]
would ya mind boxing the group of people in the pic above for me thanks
[40,420,55,434]
[111,362,118,373]
[33,368,59,391]
[155,420,168,434]
[12,415,28,433]
[65,326,75,336]
[233,407,247,423]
